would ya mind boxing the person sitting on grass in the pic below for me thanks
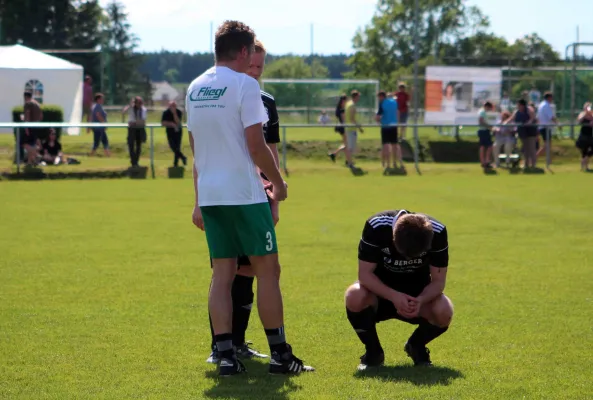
[41,129,65,165]
[477,101,494,169]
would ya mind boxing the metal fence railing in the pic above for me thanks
[1,122,582,177]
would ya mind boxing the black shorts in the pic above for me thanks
[381,127,399,144]
[375,296,425,324]
[21,128,40,146]
[539,128,551,142]
[335,126,345,135]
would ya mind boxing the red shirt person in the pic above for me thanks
[395,83,410,138]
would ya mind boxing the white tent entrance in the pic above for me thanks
[0,44,83,135]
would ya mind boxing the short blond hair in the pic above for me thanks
[254,39,266,54]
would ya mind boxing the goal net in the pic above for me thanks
[261,79,379,124]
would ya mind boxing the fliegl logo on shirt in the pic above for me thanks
[189,86,228,101]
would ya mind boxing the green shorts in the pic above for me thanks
[201,203,277,259]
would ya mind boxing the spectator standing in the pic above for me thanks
[90,93,111,157]
[161,101,187,167]
[318,110,331,125]
[576,102,593,171]
[327,95,349,164]
[507,99,537,169]
[375,90,402,171]
[344,90,364,168]
[477,101,494,168]
[83,76,94,133]
[395,83,410,138]
[23,91,43,165]
[529,86,541,105]
[492,111,514,168]
[500,92,511,112]
[124,96,147,167]
[536,92,558,161]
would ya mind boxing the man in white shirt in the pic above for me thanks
[186,20,313,377]
[536,92,558,161]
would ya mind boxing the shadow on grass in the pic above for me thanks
[202,361,301,400]
[350,167,368,176]
[1,166,148,181]
[383,167,408,176]
[523,167,545,174]
[482,167,497,175]
[354,364,463,386]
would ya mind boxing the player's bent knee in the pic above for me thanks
[344,283,374,312]
[430,295,454,327]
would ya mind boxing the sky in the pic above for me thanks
[101,0,593,57]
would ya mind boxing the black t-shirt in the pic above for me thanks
[335,105,344,123]
[261,91,280,144]
[358,209,449,296]
[161,108,183,135]
[43,141,62,157]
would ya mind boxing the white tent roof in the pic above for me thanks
[0,44,83,70]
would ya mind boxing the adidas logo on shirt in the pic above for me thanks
[382,248,391,255]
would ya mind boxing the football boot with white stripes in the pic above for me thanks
[218,357,246,377]
[269,344,315,374]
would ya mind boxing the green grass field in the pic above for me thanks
[1,159,592,399]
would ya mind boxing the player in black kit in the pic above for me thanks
[206,39,281,365]
[345,210,453,370]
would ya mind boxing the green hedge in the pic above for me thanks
[12,104,64,141]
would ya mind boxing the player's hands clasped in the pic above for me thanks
[268,180,288,202]
[192,205,204,231]
[391,291,420,319]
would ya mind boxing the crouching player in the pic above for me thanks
[345,210,453,370]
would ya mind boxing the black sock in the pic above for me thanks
[265,326,287,355]
[346,307,383,354]
[408,322,449,347]
[214,333,235,360]
[231,275,254,347]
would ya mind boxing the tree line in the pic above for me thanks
[1,0,591,107]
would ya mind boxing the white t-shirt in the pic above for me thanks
[186,66,269,207]
[128,106,147,122]
[537,100,555,129]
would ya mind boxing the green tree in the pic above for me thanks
[262,57,329,108]
[348,0,489,85]
[263,57,328,79]
[104,0,145,104]
[164,68,179,83]
[509,33,560,66]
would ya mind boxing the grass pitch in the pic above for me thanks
[1,161,592,399]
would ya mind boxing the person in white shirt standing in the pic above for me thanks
[186,20,314,377]
[536,92,558,162]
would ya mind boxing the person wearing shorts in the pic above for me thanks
[205,39,283,364]
[23,92,43,165]
[328,95,349,164]
[577,102,593,171]
[477,101,494,169]
[345,210,453,371]
[536,92,558,162]
[376,91,403,171]
[345,90,363,168]
[186,21,313,377]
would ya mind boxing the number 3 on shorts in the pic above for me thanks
[265,231,273,251]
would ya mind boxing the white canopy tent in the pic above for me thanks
[0,44,84,135]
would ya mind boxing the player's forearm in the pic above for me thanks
[268,143,279,168]
[250,145,283,186]
[192,164,199,203]
[359,270,399,301]
[417,280,445,304]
